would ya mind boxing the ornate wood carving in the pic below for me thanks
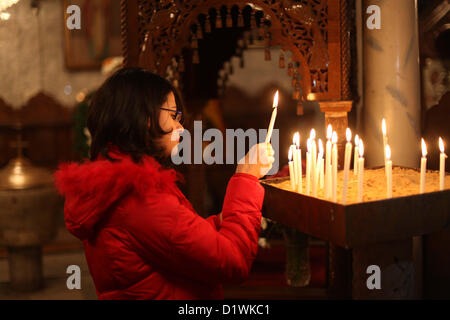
[120,0,348,101]
[0,92,74,168]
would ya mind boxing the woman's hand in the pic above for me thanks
[235,142,275,179]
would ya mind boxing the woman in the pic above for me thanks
[54,67,274,300]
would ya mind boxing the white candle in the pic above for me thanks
[318,139,324,190]
[354,134,359,176]
[288,148,296,191]
[439,137,447,191]
[382,118,388,164]
[342,128,352,204]
[358,140,364,202]
[292,133,300,186]
[325,125,332,199]
[313,138,321,197]
[290,144,298,186]
[310,129,317,197]
[306,138,311,195]
[385,145,392,198]
[294,133,302,194]
[332,131,338,202]
[265,91,279,143]
[420,138,427,194]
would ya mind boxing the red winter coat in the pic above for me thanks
[54,148,264,300]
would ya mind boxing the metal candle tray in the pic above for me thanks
[260,173,450,249]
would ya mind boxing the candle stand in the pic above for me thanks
[261,170,450,299]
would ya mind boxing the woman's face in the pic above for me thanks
[151,92,184,157]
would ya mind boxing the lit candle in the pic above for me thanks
[382,118,388,164]
[325,124,332,199]
[306,138,311,195]
[265,90,279,143]
[318,139,324,190]
[288,148,296,191]
[439,137,446,191]
[354,134,359,176]
[420,138,427,194]
[310,129,317,196]
[332,131,338,202]
[313,138,321,197]
[358,140,364,202]
[342,128,352,204]
[291,134,299,187]
[385,144,392,198]
[294,132,302,193]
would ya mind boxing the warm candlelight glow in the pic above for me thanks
[327,125,332,140]
[319,139,324,156]
[382,118,387,136]
[273,90,279,108]
[332,131,337,144]
[355,134,359,146]
[421,138,427,157]
[293,132,300,147]
[288,147,293,162]
[385,145,391,160]
[346,128,352,142]
[307,138,311,152]
[359,140,364,157]
[439,137,445,153]
[310,129,316,140]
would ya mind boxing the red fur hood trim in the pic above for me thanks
[54,150,182,240]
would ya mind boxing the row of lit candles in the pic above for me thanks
[265,92,447,203]
[287,125,363,203]
[381,118,447,195]
[287,122,447,203]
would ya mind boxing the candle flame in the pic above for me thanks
[355,134,359,145]
[382,118,387,136]
[318,139,324,156]
[439,137,445,153]
[293,132,300,147]
[327,124,332,139]
[288,147,293,161]
[332,131,337,144]
[346,128,352,142]
[273,90,279,108]
[385,144,391,160]
[310,128,316,140]
[359,140,364,157]
[307,138,311,152]
[421,138,427,157]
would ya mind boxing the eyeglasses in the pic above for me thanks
[160,107,183,123]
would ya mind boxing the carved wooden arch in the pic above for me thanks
[121,0,350,102]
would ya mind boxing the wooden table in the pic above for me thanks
[261,176,450,299]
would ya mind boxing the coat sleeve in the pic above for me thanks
[127,172,264,285]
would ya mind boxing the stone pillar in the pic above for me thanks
[363,0,421,168]
[362,0,423,299]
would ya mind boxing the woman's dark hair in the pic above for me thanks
[87,67,184,164]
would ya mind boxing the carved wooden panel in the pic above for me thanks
[121,0,350,102]
[0,92,75,169]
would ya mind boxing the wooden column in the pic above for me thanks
[320,101,353,168]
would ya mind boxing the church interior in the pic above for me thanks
[0,0,449,300]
